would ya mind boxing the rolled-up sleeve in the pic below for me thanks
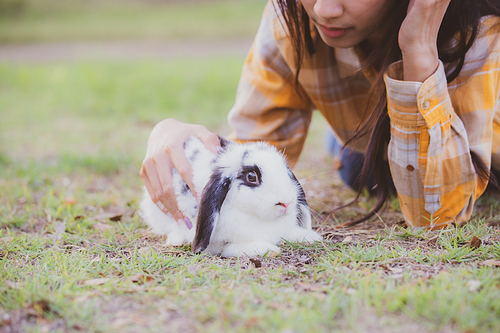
[386,42,500,228]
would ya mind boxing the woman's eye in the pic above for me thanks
[246,171,258,184]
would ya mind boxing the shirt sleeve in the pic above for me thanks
[385,18,500,228]
[227,1,314,167]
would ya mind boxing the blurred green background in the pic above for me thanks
[0,0,267,180]
[0,0,266,42]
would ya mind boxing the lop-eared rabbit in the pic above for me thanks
[140,137,322,257]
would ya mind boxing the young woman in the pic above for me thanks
[140,0,500,229]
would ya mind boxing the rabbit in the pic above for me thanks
[139,136,322,257]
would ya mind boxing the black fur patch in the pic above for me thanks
[218,136,231,149]
[192,170,231,253]
[241,149,249,163]
[181,182,191,195]
[189,149,200,162]
[288,166,307,228]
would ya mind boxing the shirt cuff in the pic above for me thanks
[385,60,450,129]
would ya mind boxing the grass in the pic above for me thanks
[0,0,266,43]
[1,58,499,333]
[1,1,500,332]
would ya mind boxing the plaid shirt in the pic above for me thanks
[228,0,500,228]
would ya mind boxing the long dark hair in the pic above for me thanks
[275,0,500,225]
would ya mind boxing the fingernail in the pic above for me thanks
[196,194,202,202]
[184,217,193,230]
[216,145,223,153]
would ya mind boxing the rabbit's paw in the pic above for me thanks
[285,228,323,244]
[221,241,281,258]
[165,231,189,247]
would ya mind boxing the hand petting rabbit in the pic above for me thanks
[139,136,322,257]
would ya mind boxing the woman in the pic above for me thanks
[140,0,500,229]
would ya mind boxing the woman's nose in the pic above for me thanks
[313,0,344,20]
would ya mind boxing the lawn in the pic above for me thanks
[1,1,500,332]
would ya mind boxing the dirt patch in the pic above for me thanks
[0,38,253,63]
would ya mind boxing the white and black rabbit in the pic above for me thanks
[139,136,322,257]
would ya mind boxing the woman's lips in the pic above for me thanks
[319,25,351,38]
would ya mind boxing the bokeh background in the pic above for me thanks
[0,0,270,177]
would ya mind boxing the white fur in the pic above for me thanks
[139,137,322,256]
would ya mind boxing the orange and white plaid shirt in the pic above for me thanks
[228,0,500,228]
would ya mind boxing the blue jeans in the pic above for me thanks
[324,129,395,194]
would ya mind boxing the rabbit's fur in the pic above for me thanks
[139,137,322,257]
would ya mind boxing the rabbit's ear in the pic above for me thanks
[192,171,231,253]
[218,136,231,149]
[287,166,309,228]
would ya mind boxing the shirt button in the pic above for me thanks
[406,165,415,171]
[422,100,430,110]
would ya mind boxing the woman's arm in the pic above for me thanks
[398,0,451,82]
[227,0,314,167]
[386,16,500,228]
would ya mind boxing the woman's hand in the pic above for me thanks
[398,0,451,82]
[139,119,221,227]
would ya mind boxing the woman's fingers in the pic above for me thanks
[196,126,222,154]
[140,119,218,228]
[161,142,199,202]
[140,157,185,225]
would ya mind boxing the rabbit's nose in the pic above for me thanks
[276,201,293,216]
[276,202,290,209]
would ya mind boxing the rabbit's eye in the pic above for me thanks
[246,171,258,184]
[239,165,262,187]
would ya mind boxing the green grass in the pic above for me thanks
[1,58,500,332]
[0,0,266,43]
[0,58,243,167]
[1,1,500,331]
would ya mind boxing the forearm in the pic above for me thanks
[398,0,451,82]
[385,61,488,228]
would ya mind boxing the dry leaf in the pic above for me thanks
[249,258,262,268]
[64,197,77,205]
[109,214,123,222]
[426,235,439,245]
[84,278,111,286]
[481,259,500,266]
[469,236,482,249]
[129,274,155,284]
[26,300,52,318]
[342,236,353,243]
[94,209,129,222]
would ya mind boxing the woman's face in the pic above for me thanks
[301,0,395,48]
